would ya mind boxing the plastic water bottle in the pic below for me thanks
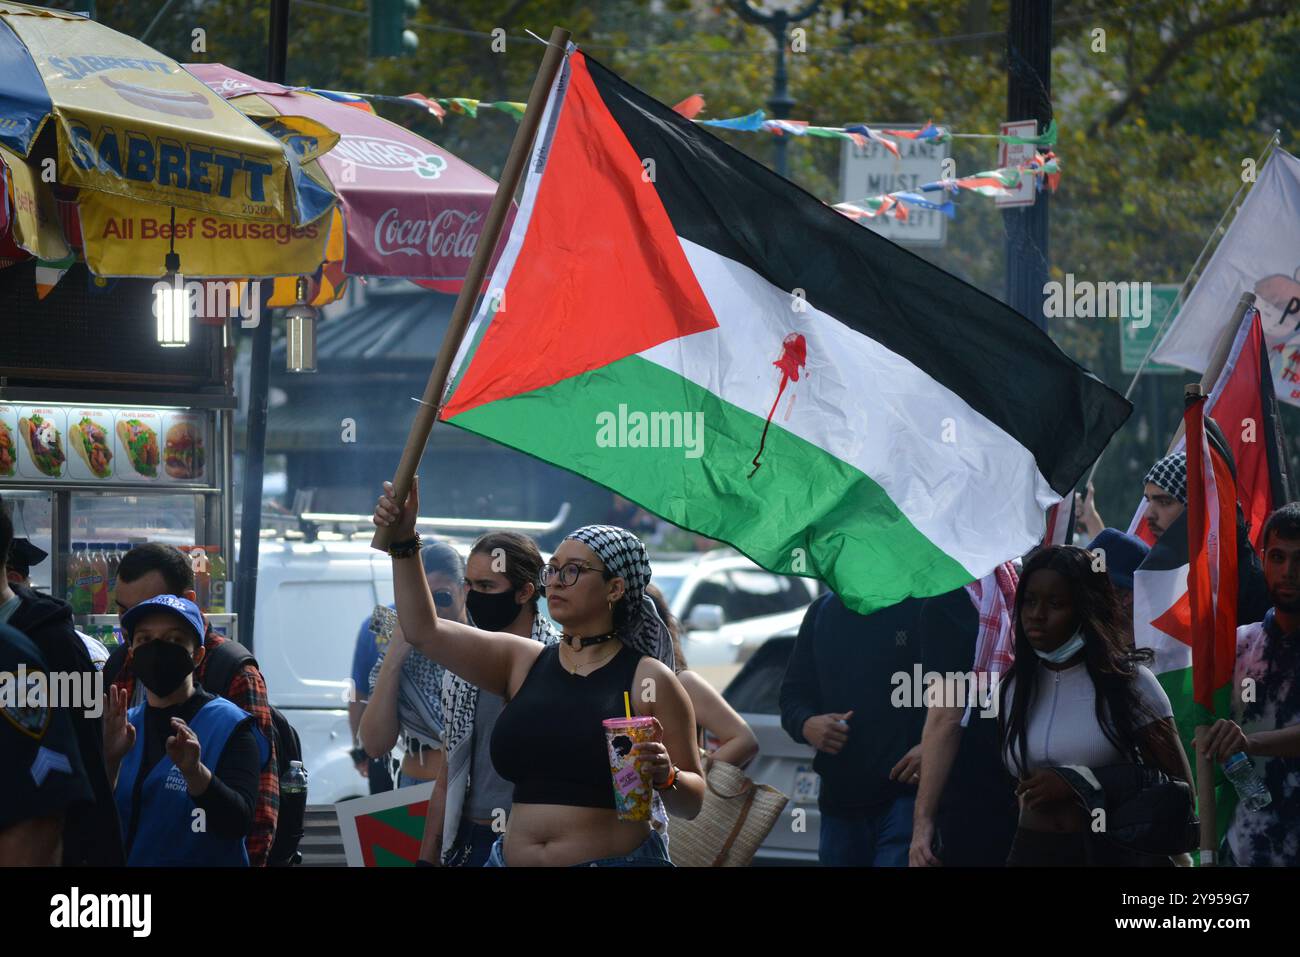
[281,760,308,796]
[1223,752,1271,811]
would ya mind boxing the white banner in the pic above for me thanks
[1153,148,1300,405]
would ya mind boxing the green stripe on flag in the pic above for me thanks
[446,354,974,612]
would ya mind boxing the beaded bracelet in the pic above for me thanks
[389,535,423,559]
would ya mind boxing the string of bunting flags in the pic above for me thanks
[673,94,1058,156]
[308,86,527,121]
[835,151,1060,222]
[2,79,1061,298]
[310,85,1059,160]
[309,86,1063,224]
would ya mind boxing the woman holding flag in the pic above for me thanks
[374,478,704,866]
[999,545,1194,865]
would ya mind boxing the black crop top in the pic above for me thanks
[490,642,644,809]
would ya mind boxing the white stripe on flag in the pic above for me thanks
[1133,564,1191,676]
[639,238,1062,579]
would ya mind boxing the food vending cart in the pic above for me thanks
[1,262,239,649]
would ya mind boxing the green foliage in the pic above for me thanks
[89,0,1300,527]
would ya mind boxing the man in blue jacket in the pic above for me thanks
[780,591,927,866]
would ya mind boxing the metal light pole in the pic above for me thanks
[1004,0,1052,332]
[727,0,822,180]
[235,0,290,651]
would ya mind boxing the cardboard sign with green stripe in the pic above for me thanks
[335,781,434,867]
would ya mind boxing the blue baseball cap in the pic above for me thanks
[1087,528,1150,592]
[121,594,206,647]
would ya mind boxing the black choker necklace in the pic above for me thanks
[562,630,616,649]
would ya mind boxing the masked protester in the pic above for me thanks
[106,542,279,867]
[103,595,270,866]
[359,540,466,793]
[424,532,559,867]
[375,478,704,867]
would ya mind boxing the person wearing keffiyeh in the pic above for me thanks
[1142,451,1188,541]
[374,478,704,867]
[426,532,558,867]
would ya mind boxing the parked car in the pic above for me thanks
[650,550,818,680]
[716,614,822,865]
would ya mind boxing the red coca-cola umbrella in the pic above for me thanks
[184,63,510,292]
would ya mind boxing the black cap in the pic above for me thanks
[7,538,48,578]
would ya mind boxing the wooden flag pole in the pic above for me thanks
[371,26,572,551]
[1197,731,1217,865]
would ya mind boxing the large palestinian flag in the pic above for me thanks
[440,49,1131,613]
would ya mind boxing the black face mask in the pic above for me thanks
[132,640,197,697]
[465,588,522,632]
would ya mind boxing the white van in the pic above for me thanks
[249,529,492,804]
[250,537,393,805]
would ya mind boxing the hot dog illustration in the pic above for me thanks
[100,75,214,119]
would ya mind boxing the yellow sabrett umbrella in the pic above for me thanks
[0,1,334,227]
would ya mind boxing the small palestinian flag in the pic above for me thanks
[440,49,1130,613]
[34,252,74,299]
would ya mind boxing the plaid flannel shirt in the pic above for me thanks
[112,631,279,866]
[961,561,1018,726]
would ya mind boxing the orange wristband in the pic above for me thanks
[654,765,678,791]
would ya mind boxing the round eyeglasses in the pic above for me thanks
[538,561,608,589]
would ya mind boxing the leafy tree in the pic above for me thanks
[80,0,1300,530]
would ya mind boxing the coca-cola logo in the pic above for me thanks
[333,135,447,178]
[373,208,482,259]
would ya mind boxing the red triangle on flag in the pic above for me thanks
[442,52,720,421]
[1150,589,1193,647]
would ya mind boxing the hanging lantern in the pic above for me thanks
[154,208,190,347]
[285,275,318,373]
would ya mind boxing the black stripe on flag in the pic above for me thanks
[580,53,1130,496]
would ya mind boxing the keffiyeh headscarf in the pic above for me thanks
[1144,451,1188,504]
[564,524,675,670]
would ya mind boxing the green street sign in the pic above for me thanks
[1121,284,1184,374]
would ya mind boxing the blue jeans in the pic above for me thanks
[818,795,915,867]
[447,821,498,868]
[484,829,673,867]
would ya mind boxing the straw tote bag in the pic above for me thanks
[668,758,789,867]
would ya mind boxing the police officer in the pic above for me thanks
[6,537,109,670]
[4,537,48,586]
[0,623,93,865]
